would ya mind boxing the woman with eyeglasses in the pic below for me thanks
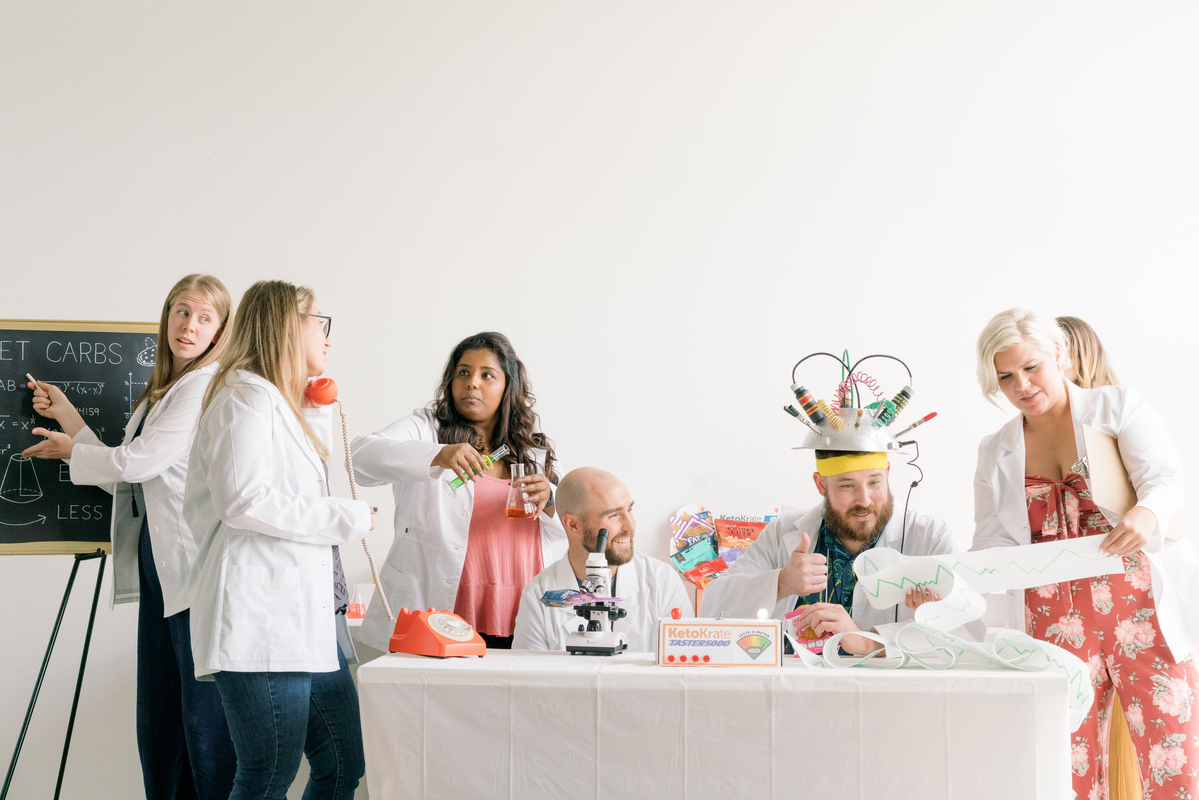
[351,331,566,652]
[185,281,375,800]
[23,274,237,800]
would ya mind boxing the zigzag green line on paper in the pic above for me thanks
[915,599,976,625]
[861,548,1116,600]
[1000,645,1037,656]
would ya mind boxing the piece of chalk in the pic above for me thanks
[26,373,37,385]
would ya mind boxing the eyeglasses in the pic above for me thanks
[308,314,332,337]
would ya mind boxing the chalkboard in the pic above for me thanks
[0,320,158,554]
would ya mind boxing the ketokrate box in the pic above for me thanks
[657,618,782,667]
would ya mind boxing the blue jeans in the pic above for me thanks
[137,516,237,800]
[214,645,365,800]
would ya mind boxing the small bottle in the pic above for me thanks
[347,585,366,620]
[504,463,538,519]
[443,444,511,496]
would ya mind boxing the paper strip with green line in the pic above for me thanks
[853,537,1123,604]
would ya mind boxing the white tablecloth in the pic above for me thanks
[358,650,1070,800]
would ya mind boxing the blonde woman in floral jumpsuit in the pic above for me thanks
[973,308,1199,800]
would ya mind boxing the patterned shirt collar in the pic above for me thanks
[796,520,885,613]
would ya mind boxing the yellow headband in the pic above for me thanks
[816,452,889,477]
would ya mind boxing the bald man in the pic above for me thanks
[512,468,693,652]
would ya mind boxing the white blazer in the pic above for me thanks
[511,552,694,652]
[67,363,216,617]
[973,381,1199,662]
[185,372,372,677]
[351,409,568,651]
[700,505,986,642]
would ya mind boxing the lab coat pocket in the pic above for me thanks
[379,563,418,613]
[219,565,305,663]
[403,521,455,551]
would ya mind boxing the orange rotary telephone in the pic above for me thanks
[389,607,487,658]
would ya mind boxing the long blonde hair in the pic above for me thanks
[1056,316,1119,389]
[137,274,232,408]
[203,280,328,461]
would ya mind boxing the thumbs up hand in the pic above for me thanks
[777,531,829,602]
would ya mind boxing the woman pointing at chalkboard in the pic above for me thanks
[22,274,237,800]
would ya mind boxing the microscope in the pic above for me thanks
[565,528,629,656]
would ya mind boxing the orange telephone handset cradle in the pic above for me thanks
[389,607,487,658]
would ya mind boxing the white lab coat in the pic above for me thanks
[973,381,1199,662]
[511,551,694,652]
[185,372,372,677]
[351,409,568,651]
[67,363,216,617]
[700,505,986,641]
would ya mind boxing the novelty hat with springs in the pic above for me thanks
[784,351,936,456]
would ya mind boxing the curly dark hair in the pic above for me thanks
[431,332,557,484]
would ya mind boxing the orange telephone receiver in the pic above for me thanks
[306,377,338,406]
[389,607,486,658]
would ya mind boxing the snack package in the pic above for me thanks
[682,557,728,589]
[679,531,718,552]
[539,590,622,608]
[670,509,712,535]
[714,518,769,550]
[671,538,719,573]
[672,512,716,550]
[784,606,833,655]
[718,546,747,566]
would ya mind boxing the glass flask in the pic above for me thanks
[504,463,538,519]
[347,584,367,619]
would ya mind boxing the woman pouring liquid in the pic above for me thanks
[22,274,237,800]
[185,281,374,800]
[352,331,565,652]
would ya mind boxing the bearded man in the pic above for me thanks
[699,449,982,655]
[512,467,692,651]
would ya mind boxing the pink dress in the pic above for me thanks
[452,474,542,637]
[1025,469,1198,798]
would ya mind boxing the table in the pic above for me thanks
[358,650,1070,799]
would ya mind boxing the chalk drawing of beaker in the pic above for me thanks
[1,455,43,504]
[137,337,157,368]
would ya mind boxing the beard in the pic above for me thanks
[582,526,634,567]
[823,492,895,545]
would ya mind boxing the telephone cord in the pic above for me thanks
[337,401,394,622]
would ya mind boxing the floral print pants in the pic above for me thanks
[1027,552,1199,800]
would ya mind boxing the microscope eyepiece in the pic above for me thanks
[593,528,609,554]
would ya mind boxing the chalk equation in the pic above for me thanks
[43,380,104,396]
[0,414,36,432]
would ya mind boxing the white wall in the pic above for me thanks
[2,3,1196,798]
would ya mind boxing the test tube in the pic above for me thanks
[876,386,913,426]
[790,383,827,426]
[443,444,511,496]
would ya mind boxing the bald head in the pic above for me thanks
[557,467,636,567]
[556,467,623,518]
